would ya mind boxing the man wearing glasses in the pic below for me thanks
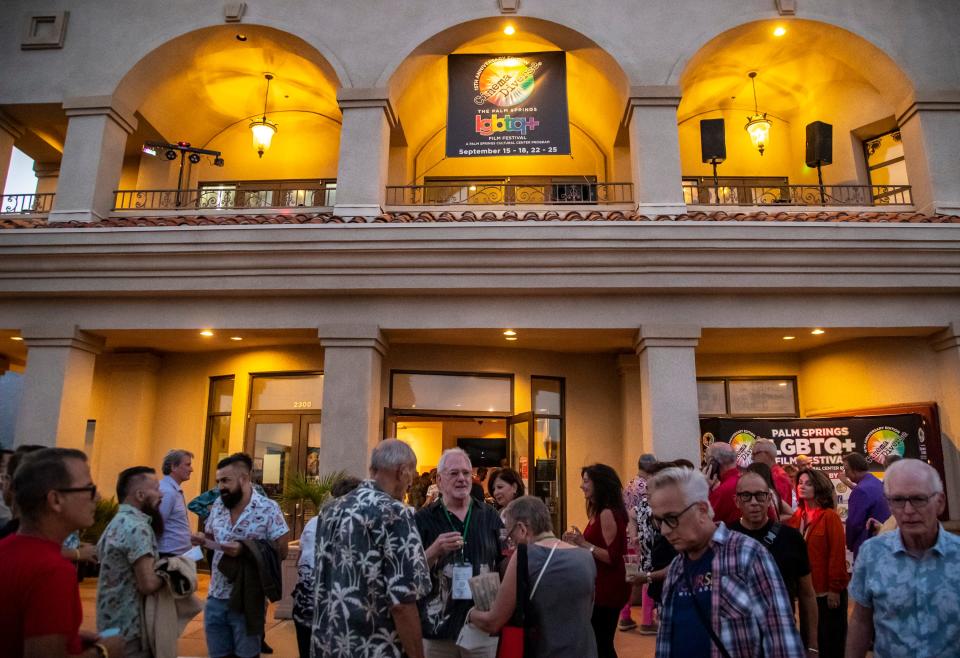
[729,470,820,656]
[648,466,805,658]
[847,459,960,658]
[0,448,125,658]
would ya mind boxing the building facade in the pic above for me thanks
[1,0,959,530]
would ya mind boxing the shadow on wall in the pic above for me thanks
[0,371,24,449]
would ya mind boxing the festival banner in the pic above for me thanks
[446,52,570,157]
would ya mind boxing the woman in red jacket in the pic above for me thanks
[563,464,629,658]
[789,467,849,658]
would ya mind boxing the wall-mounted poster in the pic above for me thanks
[446,52,570,157]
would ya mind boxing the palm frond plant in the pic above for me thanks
[79,496,119,544]
[280,470,347,510]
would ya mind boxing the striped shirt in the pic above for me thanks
[656,523,805,658]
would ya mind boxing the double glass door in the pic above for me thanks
[509,414,563,533]
[247,413,321,538]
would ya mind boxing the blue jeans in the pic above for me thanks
[204,597,261,658]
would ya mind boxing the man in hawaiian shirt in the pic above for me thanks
[847,459,960,658]
[96,466,166,658]
[311,439,430,658]
[192,453,288,658]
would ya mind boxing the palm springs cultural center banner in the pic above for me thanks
[446,52,570,157]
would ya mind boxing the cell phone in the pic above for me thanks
[707,459,720,480]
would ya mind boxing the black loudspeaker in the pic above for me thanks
[700,119,726,164]
[805,121,833,167]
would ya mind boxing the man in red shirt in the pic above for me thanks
[705,441,741,526]
[752,439,794,510]
[0,448,125,658]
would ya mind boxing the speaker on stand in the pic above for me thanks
[700,119,726,202]
[805,121,833,204]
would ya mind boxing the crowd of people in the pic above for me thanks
[0,437,956,658]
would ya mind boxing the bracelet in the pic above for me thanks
[93,642,109,658]
[808,649,819,654]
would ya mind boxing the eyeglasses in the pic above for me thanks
[885,493,938,510]
[652,501,699,530]
[56,484,98,500]
[736,491,771,503]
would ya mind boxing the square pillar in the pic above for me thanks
[50,97,136,223]
[617,355,645,477]
[897,95,960,216]
[33,161,60,195]
[625,86,686,215]
[333,88,394,218]
[0,112,24,196]
[319,325,386,477]
[14,327,104,449]
[932,323,960,519]
[634,325,701,464]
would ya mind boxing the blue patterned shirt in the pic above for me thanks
[96,505,157,642]
[849,525,960,658]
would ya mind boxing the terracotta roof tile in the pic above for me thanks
[1,210,958,229]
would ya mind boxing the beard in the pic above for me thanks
[220,486,243,509]
[143,499,165,537]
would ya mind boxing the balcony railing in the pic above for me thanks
[113,184,337,211]
[386,182,633,206]
[683,183,912,207]
[1,193,55,214]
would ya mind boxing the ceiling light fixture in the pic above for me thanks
[505,336,518,342]
[503,329,517,336]
[235,33,248,41]
[811,328,825,335]
[773,26,787,37]
[782,335,796,340]
[745,71,771,156]
[503,24,516,36]
[230,336,243,341]
[250,73,278,158]
[200,330,214,337]
[10,336,23,341]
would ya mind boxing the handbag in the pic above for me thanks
[496,541,560,658]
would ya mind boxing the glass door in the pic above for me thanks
[509,413,533,491]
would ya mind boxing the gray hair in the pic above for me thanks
[162,449,194,475]
[370,439,417,472]
[752,439,777,457]
[707,441,737,467]
[883,459,943,495]
[649,466,714,520]
[437,447,472,474]
[503,496,553,536]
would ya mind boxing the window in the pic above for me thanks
[531,376,564,530]
[864,131,909,202]
[391,371,512,414]
[697,377,798,417]
[202,376,235,490]
[250,373,324,411]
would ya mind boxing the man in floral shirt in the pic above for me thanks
[96,466,166,658]
[193,453,289,658]
[312,439,430,658]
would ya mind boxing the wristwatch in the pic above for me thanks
[588,544,596,554]
[93,643,109,658]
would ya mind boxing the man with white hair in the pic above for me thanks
[846,459,960,658]
[705,441,742,526]
[649,466,805,658]
[416,448,505,657]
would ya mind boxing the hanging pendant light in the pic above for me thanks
[744,71,771,156]
[249,73,278,158]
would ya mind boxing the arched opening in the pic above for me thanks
[112,25,342,211]
[383,18,631,207]
[678,20,915,207]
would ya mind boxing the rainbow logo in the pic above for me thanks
[473,57,542,108]
[864,427,906,466]
[730,430,757,467]
[475,113,540,136]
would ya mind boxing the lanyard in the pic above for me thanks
[442,500,473,558]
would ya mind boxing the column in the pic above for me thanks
[931,323,960,518]
[897,94,960,216]
[14,327,104,449]
[634,325,701,464]
[626,86,686,215]
[33,161,60,195]
[319,325,386,477]
[333,88,394,218]
[49,97,136,223]
[0,112,24,197]
[617,354,645,477]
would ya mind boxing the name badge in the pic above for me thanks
[452,563,474,600]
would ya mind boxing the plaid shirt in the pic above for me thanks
[656,524,805,658]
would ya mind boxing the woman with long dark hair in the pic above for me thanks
[562,464,629,658]
[487,467,525,510]
[788,467,849,658]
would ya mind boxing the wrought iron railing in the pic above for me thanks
[683,183,912,207]
[113,184,337,211]
[386,182,633,206]
[1,193,55,214]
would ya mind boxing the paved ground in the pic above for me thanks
[78,575,657,657]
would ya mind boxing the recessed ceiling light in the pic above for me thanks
[10,336,23,341]
[778,382,788,387]
[235,33,248,41]
[503,24,516,35]
[230,336,243,341]
[505,336,518,342]
[811,328,825,335]
[782,335,796,340]
[200,330,214,337]
[773,26,787,37]
[503,329,517,336]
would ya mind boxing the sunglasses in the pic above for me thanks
[652,501,699,530]
[56,484,98,500]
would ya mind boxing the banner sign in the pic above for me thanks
[446,52,570,157]
[699,414,928,476]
